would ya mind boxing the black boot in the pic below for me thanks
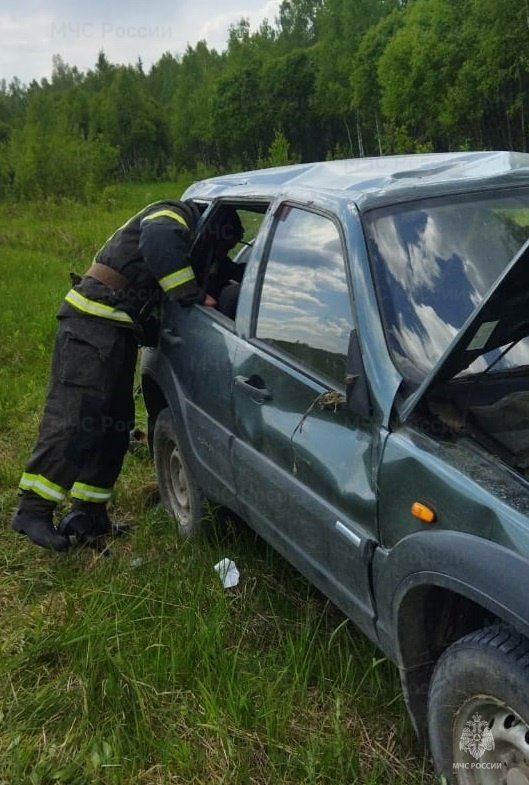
[11,492,70,552]
[58,501,131,542]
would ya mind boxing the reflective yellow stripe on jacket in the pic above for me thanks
[158,266,196,294]
[141,209,189,227]
[71,482,113,502]
[19,473,67,502]
[140,209,197,294]
[64,290,134,324]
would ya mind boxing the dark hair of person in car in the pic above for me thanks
[206,206,244,247]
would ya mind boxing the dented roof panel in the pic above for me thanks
[183,152,529,210]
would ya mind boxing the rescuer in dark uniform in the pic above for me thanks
[11,201,243,551]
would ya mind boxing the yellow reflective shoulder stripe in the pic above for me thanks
[64,290,133,324]
[93,202,188,261]
[71,482,113,502]
[158,266,195,294]
[141,209,188,227]
[19,473,67,502]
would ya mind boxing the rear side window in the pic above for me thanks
[255,205,354,386]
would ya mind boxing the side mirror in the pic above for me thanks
[345,329,372,422]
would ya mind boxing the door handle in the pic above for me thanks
[161,328,183,346]
[234,375,272,403]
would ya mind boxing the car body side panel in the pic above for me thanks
[231,338,379,637]
[142,349,246,514]
[227,195,396,637]
[149,303,241,502]
[374,426,529,660]
[232,434,378,638]
[377,427,529,551]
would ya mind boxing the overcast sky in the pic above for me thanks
[1,0,282,85]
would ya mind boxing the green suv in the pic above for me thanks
[141,152,529,784]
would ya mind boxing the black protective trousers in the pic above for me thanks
[20,315,138,505]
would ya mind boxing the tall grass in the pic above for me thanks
[0,184,436,784]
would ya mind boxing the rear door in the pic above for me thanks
[232,203,379,634]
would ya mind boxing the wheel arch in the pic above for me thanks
[395,582,500,739]
[375,531,529,739]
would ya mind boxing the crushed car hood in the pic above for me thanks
[400,236,529,421]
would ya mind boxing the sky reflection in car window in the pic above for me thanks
[256,207,354,384]
[366,193,529,383]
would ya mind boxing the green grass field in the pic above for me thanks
[0,183,437,785]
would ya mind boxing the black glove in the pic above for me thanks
[176,287,206,307]
[139,315,161,347]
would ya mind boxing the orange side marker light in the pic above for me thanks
[411,502,436,524]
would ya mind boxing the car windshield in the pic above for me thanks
[364,188,529,386]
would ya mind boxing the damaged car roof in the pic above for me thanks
[184,151,529,209]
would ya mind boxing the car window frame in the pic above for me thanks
[248,199,356,392]
[192,197,272,331]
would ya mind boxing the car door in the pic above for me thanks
[159,201,270,508]
[231,203,378,635]
[160,299,241,502]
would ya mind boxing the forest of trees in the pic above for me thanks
[1,0,528,200]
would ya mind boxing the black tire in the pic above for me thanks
[428,624,529,784]
[153,407,205,538]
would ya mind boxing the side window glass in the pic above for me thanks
[256,206,354,386]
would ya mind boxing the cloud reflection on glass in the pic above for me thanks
[366,192,529,383]
[256,208,354,385]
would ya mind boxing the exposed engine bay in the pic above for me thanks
[425,374,529,473]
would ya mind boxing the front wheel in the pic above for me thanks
[428,625,529,784]
[153,408,205,538]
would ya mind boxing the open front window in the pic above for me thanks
[192,202,269,321]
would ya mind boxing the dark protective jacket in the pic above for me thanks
[58,199,203,328]
[17,199,206,507]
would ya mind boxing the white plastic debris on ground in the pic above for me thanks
[213,558,240,588]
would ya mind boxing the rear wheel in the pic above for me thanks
[153,408,205,537]
[428,625,529,784]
